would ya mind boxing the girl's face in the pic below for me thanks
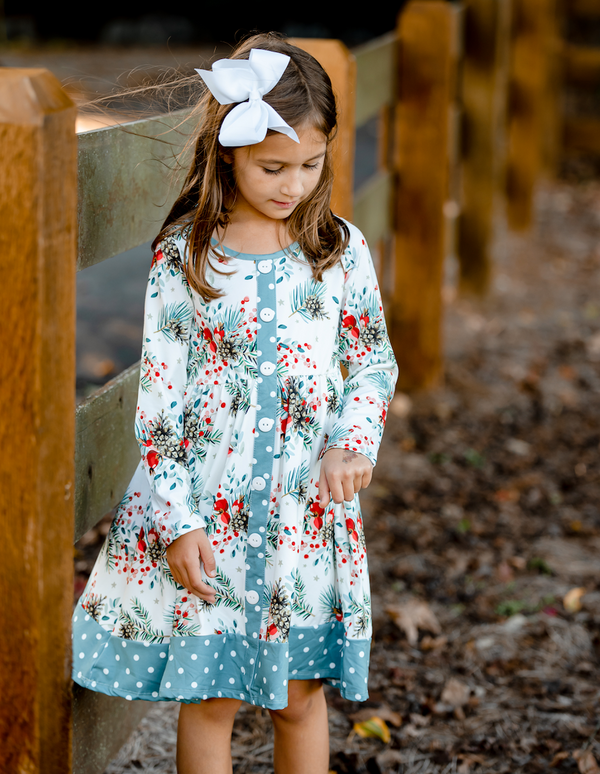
[226,124,327,223]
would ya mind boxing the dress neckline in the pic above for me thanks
[210,237,299,261]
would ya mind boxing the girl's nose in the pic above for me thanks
[281,171,303,198]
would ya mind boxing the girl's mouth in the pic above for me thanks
[273,200,297,208]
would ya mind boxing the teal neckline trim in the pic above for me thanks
[210,238,299,261]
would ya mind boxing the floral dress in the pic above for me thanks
[71,220,398,709]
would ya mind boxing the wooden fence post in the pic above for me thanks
[290,38,357,221]
[391,0,460,391]
[505,0,557,230]
[458,0,512,295]
[0,68,76,774]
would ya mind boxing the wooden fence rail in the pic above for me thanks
[0,2,557,770]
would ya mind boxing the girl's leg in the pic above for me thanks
[268,679,329,774]
[177,697,242,774]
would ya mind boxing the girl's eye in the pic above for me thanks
[304,162,320,171]
[263,168,283,175]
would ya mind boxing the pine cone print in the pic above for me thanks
[119,617,136,640]
[359,321,383,348]
[184,407,200,443]
[82,593,106,622]
[161,237,182,271]
[216,335,240,363]
[304,294,327,320]
[230,502,249,533]
[146,541,164,563]
[320,521,334,543]
[269,579,291,641]
[149,410,187,464]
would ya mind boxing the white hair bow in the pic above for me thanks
[196,48,300,147]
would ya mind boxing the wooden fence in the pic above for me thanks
[0,1,559,771]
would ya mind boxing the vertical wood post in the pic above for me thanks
[459,0,512,295]
[391,1,460,391]
[290,38,357,221]
[0,68,76,774]
[505,0,556,230]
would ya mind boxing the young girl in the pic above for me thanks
[72,33,398,774]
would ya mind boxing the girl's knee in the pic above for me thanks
[269,679,324,724]
[181,696,242,725]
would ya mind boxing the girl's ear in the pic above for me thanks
[221,151,234,166]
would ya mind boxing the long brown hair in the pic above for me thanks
[155,32,350,301]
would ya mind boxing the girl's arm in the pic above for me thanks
[320,226,398,502]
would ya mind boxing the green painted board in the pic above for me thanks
[354,33,396,127]
[353,171,393,247]
[74,362,141,541]
[77,109,194,271]
[72,684,152,774]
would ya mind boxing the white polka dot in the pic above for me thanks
[241,667,246,674]
[263,648,268,656]
[272,665,278,672]
[337,639,343,645]
[78,652,85,659]
[243,640,248,647]
[240,693,245,699]
[330,662,336,669]
[152,691,158,698]
[303,647,309,653]
[250,658,255,665]
[180,640,185,647]
[214,652,219,659]
[349,668,355,674]
[220,664,224,670]
[205,639,210,646]
[315,673,320,679]
[114,681,119,688]
[122,641,127,648]
[230,650,236,658]
[115,655,120,661]
[270,692,275,699]
[343,682,347,688]
[359,651,365,658]
[355,693,361,700]
[165,682,171,688]
[324,649,328,655]
[298,634,304,640]
[81,633,87,640]
[103,668,109,675]
[203,694,208,700]
[144,643,150,648]
[96,633,102,640]
[160,652,166,658]
[319,636,324,642]
[345,641,350,647]
[126,695,132,701]
[169,655,174,661]
[204,667,209,673]
[178,668,184,674]
[77,671,82,678]
[134,655,140,661]
[191,654,197,661]
[84,615,90,621]
[283,680,287,686]
[229,677,235,684]
[217,691,222,697]
[91,681,97,688]
[285,651,289,658]
[74,616,78,622]
[253,632,258,639]
[292,669,298,675]
[136,681,143,688]
[126,668,130,674]
[93,652,98,659]
[191,682,198,688]
[148,667,154,673]
[309,660,314,666]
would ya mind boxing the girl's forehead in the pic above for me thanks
[246,126,327,162]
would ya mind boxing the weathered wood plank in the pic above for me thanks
[0,67,76,774]
[72,686,151,774]
[353,171,393,248]
[77,110,192,271]
[564,43,600,86]
[290,39,356,221]
[354,33,396,127]
[458,0,511,294]
[75,362,141,541]
[564,117,600,155]
[570,0,600,18]
[391,1,461,391]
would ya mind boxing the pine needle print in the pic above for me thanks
[118,598,165,643]
[289,279,330,321]
[291,569,314,620]
[349,592,371,637]
[319,585,344,623]
[283,461,310,504]
[156,301,192,344]
[207,570,244,613]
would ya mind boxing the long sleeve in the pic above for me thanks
[135,237,206,546]
[323,227,398,466]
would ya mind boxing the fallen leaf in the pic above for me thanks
[550,751,570,767]
[564,586,587,613]
[353,716,391,743]
[386,600,441,646]
[420,634,448,651]
[350,705,402,727]
[441,677,471,708]
[573,749,600,774]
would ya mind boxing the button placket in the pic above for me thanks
[245,257,278,698]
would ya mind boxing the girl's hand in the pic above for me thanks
[166,528,217,604]
[318,448,373,508]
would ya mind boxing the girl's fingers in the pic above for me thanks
[318,465,331,508]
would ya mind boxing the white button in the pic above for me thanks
[246,590,259,605]
[257,260,273,274]
[248,533,263,547]
[258,417,274,432]
[260,308,275,322]
[252,477,266,491]
[260,361,275,376]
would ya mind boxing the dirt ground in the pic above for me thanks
[75,177,600,773]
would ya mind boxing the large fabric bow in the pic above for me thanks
[196,49,300,147]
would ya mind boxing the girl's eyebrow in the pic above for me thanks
[257,152,326,164]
